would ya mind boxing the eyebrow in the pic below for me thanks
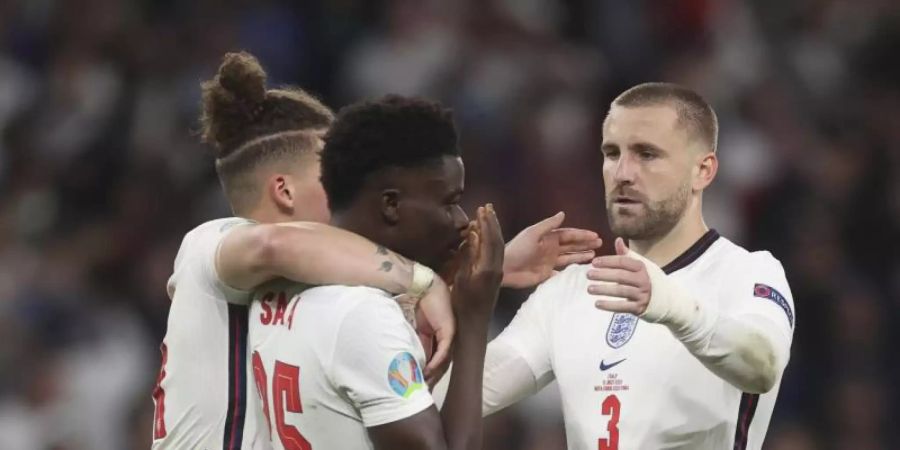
[629,141,666,154]
[600,143,618,152]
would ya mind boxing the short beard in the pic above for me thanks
[607,181,690,241]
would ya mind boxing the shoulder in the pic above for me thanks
[302,285,403,325]
[712,237,787,277]
[537,263,591,296]
[174,218,255,265]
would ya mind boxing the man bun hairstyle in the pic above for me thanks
[613,82,719,153]
[199,51,335,212]
[320,95,459,212]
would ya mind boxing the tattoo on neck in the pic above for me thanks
[376,245,389,255]
[379,261,393,272]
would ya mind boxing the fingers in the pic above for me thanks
[586,282,641,299]
[479,204,504,269]
[614,237,629,256]
[554,228,603,253]
[462,216,481,268]
[426,361,450,390]
[593,299,642,315]
[424,330,453,380]
[555,251,596,268]
[592,254,644,272]
[527,211,566,236]
[586,267,642,287]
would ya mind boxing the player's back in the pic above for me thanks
[249,282,431,450]
[152,217,266,450]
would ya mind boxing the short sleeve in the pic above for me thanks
[330,296,433,427]
[728,251,795,343]
[197,218,255,304]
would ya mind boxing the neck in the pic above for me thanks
[239,200,297,224]
[629,197,708,268]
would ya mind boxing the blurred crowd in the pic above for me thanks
[0,0,897,448]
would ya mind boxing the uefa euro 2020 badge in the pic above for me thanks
[606,313,639,349]
[388,352,425,398]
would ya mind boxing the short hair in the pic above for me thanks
[612,82,719,152]
[199,51,335,211]
[320,95,459,212]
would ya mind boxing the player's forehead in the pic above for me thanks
[396,155,465,195]
[602,104,685,148]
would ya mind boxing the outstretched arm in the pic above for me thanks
[587,238,794,394]
[502,212,602,288]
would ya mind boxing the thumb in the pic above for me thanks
[530,211,566,235]
[615,237,629,255]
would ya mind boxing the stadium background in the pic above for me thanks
[0,0,898,448]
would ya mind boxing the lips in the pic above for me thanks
[613,196,641,205]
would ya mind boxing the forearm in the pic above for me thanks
[432,340,548,416]
[679,313,784,394]
[266,222,415,293]
[439,320,489,450]
[482,340,548,416]
[639,261,784,393]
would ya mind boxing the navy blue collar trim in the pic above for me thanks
[661,229,720,275]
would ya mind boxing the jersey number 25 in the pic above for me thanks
[252,351,312,450]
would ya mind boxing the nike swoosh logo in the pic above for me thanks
[599,358,626,371]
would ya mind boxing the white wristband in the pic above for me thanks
[408,263,435,299]
[627,250,717,342]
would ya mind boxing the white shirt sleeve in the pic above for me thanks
[475,268,574,413]
[721,251,795,370]
[330,295,434,427]
[430,338,554,416]
[173,218,255,305]
[636,250,795,393]
[728,251,794,337]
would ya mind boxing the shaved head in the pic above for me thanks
[611,82,718,154]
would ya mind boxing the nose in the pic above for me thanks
[451,205,470,234]
[612,153,636,185]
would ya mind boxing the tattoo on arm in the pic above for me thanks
[375,244,414,276]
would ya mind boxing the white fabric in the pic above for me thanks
[431,339,554,416]
[633,250,791,393]
[248,283,434,450]
[485,235,795,450]
[152,217,269,450]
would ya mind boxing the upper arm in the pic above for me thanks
[729,253,794,342]
[331,296,434,427]
[723,252,795,373]
[216,223,285,291]
[187,218,254,304]
[368,406,447,450]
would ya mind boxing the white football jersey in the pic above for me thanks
[493,230,795,450]
[152,217,270,450]
[247,282,433,450]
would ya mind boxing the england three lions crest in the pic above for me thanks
[606,313,639,349]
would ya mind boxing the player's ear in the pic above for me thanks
[270,173,296,214]
[693,152,718,192]
[380,188,400,224]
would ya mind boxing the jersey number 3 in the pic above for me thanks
[252,351,312,450]
[598,394,620,450]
